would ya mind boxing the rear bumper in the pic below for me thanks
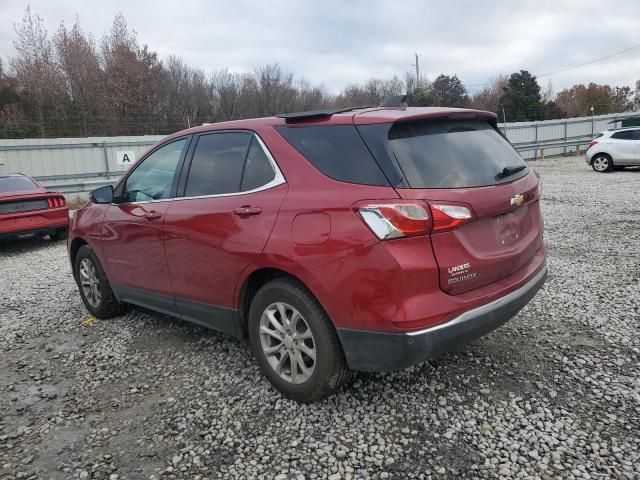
[337,265,547,371]
[0,208,68,239]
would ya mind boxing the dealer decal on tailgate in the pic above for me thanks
[447,262,477,285]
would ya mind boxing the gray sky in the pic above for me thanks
[1,0,639,94]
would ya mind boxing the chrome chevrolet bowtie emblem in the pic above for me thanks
[510,194,524,207]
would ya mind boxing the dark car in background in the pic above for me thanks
[0,173,68,241]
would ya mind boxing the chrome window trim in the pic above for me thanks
[114,134,285,206]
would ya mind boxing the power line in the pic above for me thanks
[537,43,640,78]
[464,43,640,89]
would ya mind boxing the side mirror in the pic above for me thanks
[90,185,114,204]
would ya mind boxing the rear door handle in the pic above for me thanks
[233,206,262,216]
[143,210,163,220]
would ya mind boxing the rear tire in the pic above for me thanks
[248,278,351,403]
[50,228,67,241]
[591,154,612,172]
[74,245,126,318]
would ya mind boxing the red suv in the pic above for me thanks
[69,105,547,402]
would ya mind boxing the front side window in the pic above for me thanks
[122,139,186,203]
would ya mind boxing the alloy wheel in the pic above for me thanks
[79,258,101,308]
[259,302,316,384]
[592,156,610,172]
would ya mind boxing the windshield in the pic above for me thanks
[386,120,528,188]
[0,176,38,193]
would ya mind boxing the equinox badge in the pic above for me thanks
[510,194,524,207]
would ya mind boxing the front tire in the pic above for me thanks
[74,245,126,318]
[248,278,351,403]
[591,154,612,172]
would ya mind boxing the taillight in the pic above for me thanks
[354,201,431,240]
[47,196,66,208]
[587,140,598,150]
[429,204,473,233]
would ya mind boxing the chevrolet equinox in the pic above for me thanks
[69,103,547,402]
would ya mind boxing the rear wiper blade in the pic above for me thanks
[496,165,527,180]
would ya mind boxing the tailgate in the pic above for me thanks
[398,172,543,294]
[357,116,544,295]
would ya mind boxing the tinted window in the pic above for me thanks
[185,133,251,196]
[0,175,38,193]
[123,139,186,202]
[386,120,527,188]
[241,137,275,191]
[611,130,637,140]
[277,125,389,186]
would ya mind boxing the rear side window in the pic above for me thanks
[0,176,38,193]
[385,120,528,188]
[277,125,390,186]
[241,138,275,191]
[185,133,252,196]
[611,130,636,140]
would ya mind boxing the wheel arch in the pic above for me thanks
[236,266,329,338]
[69,237,89,278]
[590,152,612,165]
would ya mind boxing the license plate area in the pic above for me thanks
[493,206,527,248]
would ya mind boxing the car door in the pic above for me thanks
[101,137,190,314]
[162,132,287,334]
[609,130,636,165]
[634,129,640,163]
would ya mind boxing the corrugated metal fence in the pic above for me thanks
[501,111,639,159]
[0,135,163,194]
[0,111,638,194]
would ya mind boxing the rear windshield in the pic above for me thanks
[386,120,528,188]
[0,176,38,193]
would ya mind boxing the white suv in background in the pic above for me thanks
[585,127,640,172]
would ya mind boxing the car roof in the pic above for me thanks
[161,106,497,142]
[606,126,640,133]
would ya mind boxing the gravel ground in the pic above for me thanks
[1,156,639,480]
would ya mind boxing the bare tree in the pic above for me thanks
[254,64,297,116]
[470,74,508,114]
[54,19,104,135]
[335,76,404,107]
[210,68,243,121]
[101,14,166,134]
[296,79,331,111]
[10,7,66,136]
